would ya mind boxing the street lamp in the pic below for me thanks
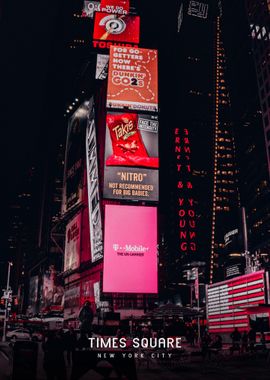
[2,261,13,342]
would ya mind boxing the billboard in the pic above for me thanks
[207,271,266,333]
[96,54,109,79]
[64,283,81,320]
[82,1,100,18]
[28,276,39,314]
[103,112,159,201]
[41,268,64,312]
[100,0,129,14]
[64,213,82,271]
[103,205,158,294]
[86,100,103,262]
[187,1,208,19]
[83,1,129,18]
[62,102,89,213]
[93,12,140,44]
[107,46,158,112]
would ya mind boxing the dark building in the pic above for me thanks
[222,0,270,273]
[4,166,41,312]
[163,0,240,295]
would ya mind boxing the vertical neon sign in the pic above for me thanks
[174,127,196,254]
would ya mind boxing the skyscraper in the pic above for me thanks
[223,0,270,271]
[246,0,270,175]
[165,0,240,293]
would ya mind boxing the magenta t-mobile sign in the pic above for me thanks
[103,204,158,293]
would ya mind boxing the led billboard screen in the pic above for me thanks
[93,13,140,44]
[103,205,158,294]
[86,100,103,262]
[103,112,159,201]
[64,213,82,271]
[82,1,100,18]
[100,0,130,14]
[207,271,266,333]
[62,102,89,213]
[107,46,158,112]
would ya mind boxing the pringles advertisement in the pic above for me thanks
[103,205,158,294]
[103,112,159,201]
[107,46,158,112]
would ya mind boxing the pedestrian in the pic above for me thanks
[241,331,248,353]
[79,301,94,338]
[64,327,77,366]
[201,331,211,360]
[248,327,256,353]
[230,327,241,354]
[43,330,67,380]
[260,331,266,350]
[208,334,222,359]
[189,327,195,346]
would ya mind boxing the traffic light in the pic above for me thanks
[14,297,18,306]
[0,298,5,306]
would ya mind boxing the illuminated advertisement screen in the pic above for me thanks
[83,1,129,18]
[100,0,130,14]
[103,205,158,294]
[86,101,103,262]
[82,1,100,18]
[96,54,109,79]
[64,213,82,271]
[64,283,81,320]
[103,112,159,201]
[207,271,266,333]
[93,12,140,44]
[62,102,89,213]
[41,270,64,312]
[107,46,158,112]
[28,276,39,312]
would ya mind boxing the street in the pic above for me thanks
[1,341,270,380]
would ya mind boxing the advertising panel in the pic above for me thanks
[41,268,64,312]
[103,112,159,201]
[62,102,89,213]
[94,282,110,310]
[86,101,103,262]
[96,54,109,79]
[187,1,208,19]
[64,283,81,320]
[207,271,266,333]
[82,0,129,18]
[93,12,140,44]
[107,46,158,112]
[82,1,100,18]
[103,205,158,294]
[64,213,82,271]
[100,0,129,14]
[28,276,39,313]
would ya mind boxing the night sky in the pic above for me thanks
[0,0,177,235]
[0,0,248,269]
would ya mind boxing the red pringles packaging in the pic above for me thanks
[105,113,158,168]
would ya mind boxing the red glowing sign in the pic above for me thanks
[93,12,140,44]
[174,128,196,254]
[103,205,158,293]
[207,271,266,333]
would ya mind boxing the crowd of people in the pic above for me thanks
[40,301,269,378]
[201,327,267,359]
[42,301,94,380]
